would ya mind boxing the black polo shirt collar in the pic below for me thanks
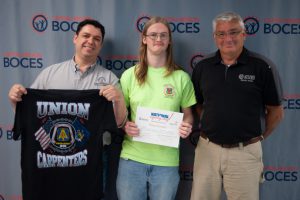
[213,47,249,67]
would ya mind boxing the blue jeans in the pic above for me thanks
[116,158,180,200]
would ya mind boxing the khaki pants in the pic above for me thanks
[190,136,264,200]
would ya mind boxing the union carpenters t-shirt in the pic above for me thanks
[13,89,117,200]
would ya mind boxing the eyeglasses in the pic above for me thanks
[145,32,169,40]
[214,30,243,39]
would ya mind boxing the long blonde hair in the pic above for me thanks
[135,16,180,85]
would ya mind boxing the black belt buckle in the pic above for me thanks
[220,143,239,148]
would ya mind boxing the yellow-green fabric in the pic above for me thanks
[120,65,196,166]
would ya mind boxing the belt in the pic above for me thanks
[200,132,262,148]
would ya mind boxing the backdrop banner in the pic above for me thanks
[0,0,299,199]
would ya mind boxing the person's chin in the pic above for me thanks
[153,47,167,53]
[223,47,236,52]
[83,53,97,59]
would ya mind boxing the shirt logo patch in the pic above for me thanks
[238,74,255,82]
[163,84,175,97]
[94,76,108,86]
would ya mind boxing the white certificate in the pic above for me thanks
[133,106,183,148]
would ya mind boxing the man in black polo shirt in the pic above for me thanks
[191,12,284,200]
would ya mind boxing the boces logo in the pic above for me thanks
[244,16,300,35]
[283,94,300,110]
[136,16,151,32]
[136,15,200,33]
[264,166,298,182]
[32,14,48,32]
[190,53,204,70]
[3,52,43,69]
[32,14,92,33]
[97,55,139,71]
[244,17,260,35]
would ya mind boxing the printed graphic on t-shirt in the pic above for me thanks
[34,101,92,168]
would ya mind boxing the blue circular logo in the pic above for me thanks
[136,16,150,32]
[32,15,48,32]
[190,54,204,69]
[244,17,260,35]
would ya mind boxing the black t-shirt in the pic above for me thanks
[13,89,117,200]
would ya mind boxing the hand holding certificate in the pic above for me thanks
[133,106,183,148]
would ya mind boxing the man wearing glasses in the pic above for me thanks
[191,12,284,200]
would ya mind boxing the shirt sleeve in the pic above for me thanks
[181,72,197,108]
[102,100,118,134]
[120,67,133,108]
[107,69,120,87]
[263,63,283,106]
[192,63,204,104]
[30,67,51,89]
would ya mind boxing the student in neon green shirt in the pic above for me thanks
[116,16,196,200]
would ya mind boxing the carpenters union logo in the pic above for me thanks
[32,14,48,32]
[50,121,76,151]
[35,101,91,168]
[35,118,90,154]
[35,101,91,153]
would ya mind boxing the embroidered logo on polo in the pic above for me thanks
[163,84,175,97]
[94,76,109,86]
[238,74,255,82]
[35,101,90,168]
